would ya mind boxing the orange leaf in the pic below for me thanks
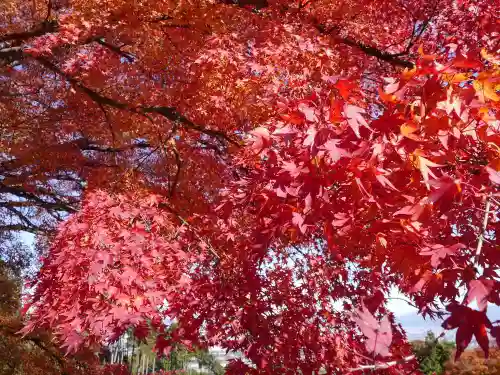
[400,122,420,140]
[378,87,397,103]
[417,44,436,61]
[481,48,500,65]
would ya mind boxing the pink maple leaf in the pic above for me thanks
[322,139,349,164]
[250,127,270,152]
[292,212,307,234]
[485,166,500,185]
[281,161,309,178]
[344,105,371,138]
[466,279,495,311]
[353,304,392,357]
[298,102,318,122]
[420,243,466,268]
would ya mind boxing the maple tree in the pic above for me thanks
[0,0,499,374]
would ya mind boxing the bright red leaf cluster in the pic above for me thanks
[22,190,205,354]
[0,0,499,374]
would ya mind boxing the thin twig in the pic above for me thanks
[160,203,220,260]
[386,297,418,309]
[169,145,182,198]
[347,355,416,373]
[473,195,491,267]
[45,0,52,21]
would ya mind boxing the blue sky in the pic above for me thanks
[388,288,500,341]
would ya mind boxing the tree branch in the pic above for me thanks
[0,46,24,62]
[141,107,240,146]
[347,355,416,373]
[342,37,414,68]
[0,183,77,213]
[92,37,135,62]
[73,137,151,153]
[473,195,492,267]
[35,56,240,146]
[313,25,414,68]
[0,224,43,234]
[393,2,437,57]
[0,20,58,43]
[0,204,39,229]
[223,0,415,68]
[168,145,182,198]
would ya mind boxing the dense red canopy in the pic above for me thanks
[0,0,499,373]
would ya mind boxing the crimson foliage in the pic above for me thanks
[0,0,498,374]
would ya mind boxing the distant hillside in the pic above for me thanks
[397,304,500,341]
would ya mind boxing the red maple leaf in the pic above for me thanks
[441,304,492,360]
[334,79,357,100]
[133,322,150,341]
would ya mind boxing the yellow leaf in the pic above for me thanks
[473,77,500,102]
[481,48,500,65]
[442,72,471,84]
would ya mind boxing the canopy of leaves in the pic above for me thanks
[0,0,499,374]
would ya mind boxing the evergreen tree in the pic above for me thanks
[412,332,455,375]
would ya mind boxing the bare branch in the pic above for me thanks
[0,224,43,234]
[93,38,135,62]
[347,355,416,373]
[0,20,58,43]
[159,202,221,260]
[473,195,492,267]
[35,56,241,146]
